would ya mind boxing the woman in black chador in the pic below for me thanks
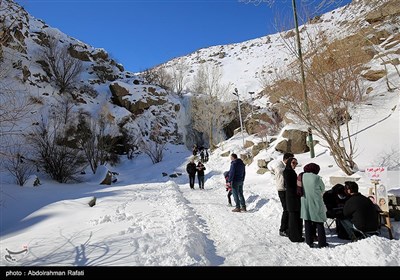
[283,157,304,242]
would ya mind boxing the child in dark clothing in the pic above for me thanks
[223,171,233,206]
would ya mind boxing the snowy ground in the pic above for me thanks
[1,138,399,267]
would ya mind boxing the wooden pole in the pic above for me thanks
[291,0,315,158]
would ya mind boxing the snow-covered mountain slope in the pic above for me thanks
[159,0,399,102]
[0,0,184,158]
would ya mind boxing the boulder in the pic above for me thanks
[257,168,269,175]
[100,171,112,185]
[275,129,309,154]
[88,197,96,207]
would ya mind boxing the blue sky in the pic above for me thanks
[15,0,351,72]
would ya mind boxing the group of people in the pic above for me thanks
[187,148,381,245]
[192,144,209,163]
[186,152,247,212]
[186,158,206,190]
[221,154,247,211]
[269,152,380,248]
[226,153,246,212]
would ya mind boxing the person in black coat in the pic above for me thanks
[186,158,197,189]
[196,161,206,189]
[283,157,304,242]
[341,181,379,239]
[323,183,350,239]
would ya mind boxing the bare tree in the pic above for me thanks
[69,105,120,174]
[141,66,172,91]
[4,145,35,186]
[0,0,33,138]
[27,115,87,183]
[374,147,400,170]
[191,95,214,144]
[0,41,34,158]
[51,94,75,125]
[27,97,87,182]
[171,59,190,96]
[269,31,366,174]
[139,121,167,164]
[191,64,207,94]
[70,113,97,173]
[266,106,284,135]
[42,37,83,93]
[251,0,380,174]
[197,64,231,100]
[0,85,33,141]
[120,127,140,160]
[190,64,232,148]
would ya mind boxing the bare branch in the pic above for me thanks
[171,59,190,96]
[139,121,166,164]
[268,25,367,174]
[41,37,83,93]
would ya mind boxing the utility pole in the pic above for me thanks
[292,0,315,158]
[233,88,245,147]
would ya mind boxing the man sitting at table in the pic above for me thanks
[341,181,379,241]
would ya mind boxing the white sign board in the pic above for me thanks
[366,167,389,212]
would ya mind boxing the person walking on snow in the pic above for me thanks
[228,153,246,212]
[197,161,206,189]
[200,149,205,163]
[186,158,197,189]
